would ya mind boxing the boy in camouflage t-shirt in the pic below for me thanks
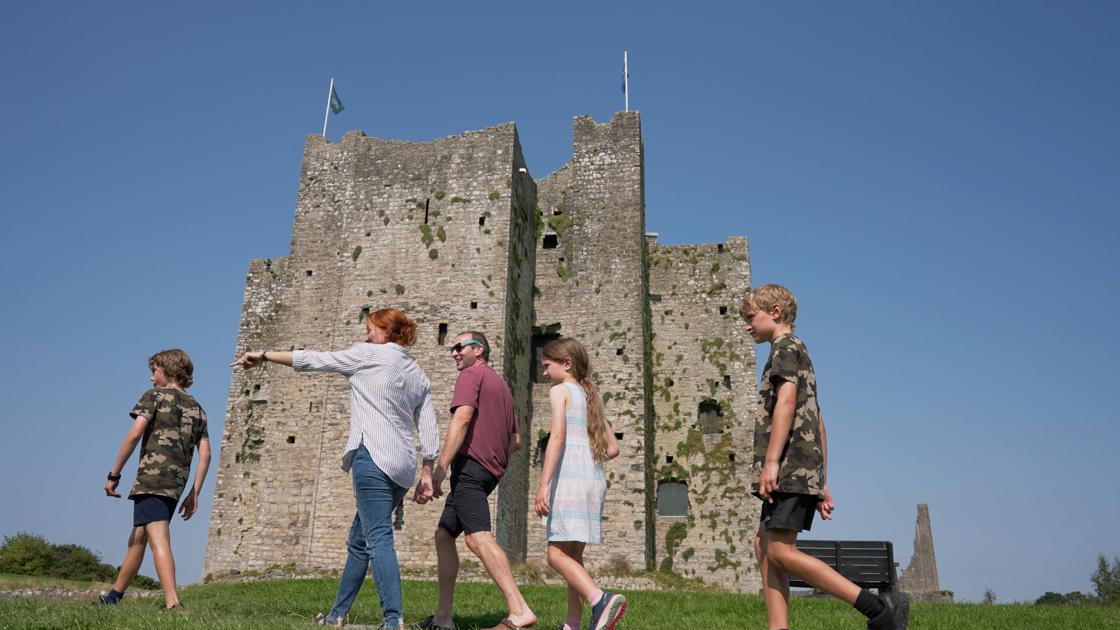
[742,285,909,630]
[99,349,211,609]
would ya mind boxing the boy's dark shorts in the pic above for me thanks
[132,494,177,527]
[438,455,498,537]
[761,492,819,532]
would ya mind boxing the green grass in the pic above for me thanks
[1,578,1117,629]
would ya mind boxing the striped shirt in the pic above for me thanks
[293,342,439,489]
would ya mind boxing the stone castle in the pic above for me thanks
[203,111,762,592]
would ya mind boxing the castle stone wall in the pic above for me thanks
[647,237,760,591]
[205,125,536,576]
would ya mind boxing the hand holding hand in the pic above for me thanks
[179,490,198,520]
[230,352,266,371]
[759,461,780,503]
[414,474,434,504]
[534,486,550,517]
[104,479,121,498]
[431,466,446,499]
[816,485,835,521]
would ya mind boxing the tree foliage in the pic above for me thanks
[0,532,158,589]
[1035,591,1094,606]
[1091,553,1120,606]
[982,587,997,605]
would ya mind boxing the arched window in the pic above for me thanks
[698,399,723,434]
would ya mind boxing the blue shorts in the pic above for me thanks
[132,494,177,527]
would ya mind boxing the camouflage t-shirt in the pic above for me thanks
[751,334,824,499]
[128,387,208,501]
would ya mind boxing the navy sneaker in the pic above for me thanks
[95,590,123,605]
[867,592,909,630]
[588,592,627,630]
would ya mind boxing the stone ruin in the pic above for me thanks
[899,503,953,602]
[202,111,762,592]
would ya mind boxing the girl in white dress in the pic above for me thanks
[534,338,626,630]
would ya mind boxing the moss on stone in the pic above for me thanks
[351,245,362,262]
[394,284,405,295]
[428,248,439,260]
[548,212,574,233]
[434,191,445,200]
[707,281,727,296]
[489,191,500,201]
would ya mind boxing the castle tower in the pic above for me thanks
[647,235,760,591]
[204,125,537,576]
[529,113,652,573]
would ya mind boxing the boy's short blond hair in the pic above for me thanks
[740,284,798,327]
[149,348,194,388]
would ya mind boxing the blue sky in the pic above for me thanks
[1,2,1117,604]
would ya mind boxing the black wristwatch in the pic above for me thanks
[107,472,122,482]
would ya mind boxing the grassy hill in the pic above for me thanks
[1,578,1117,629]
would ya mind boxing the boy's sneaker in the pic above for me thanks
[588,592,627,630]
[95,590,124,605]
[867,592,909,630]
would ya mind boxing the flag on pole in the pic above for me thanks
[329,85,344,114]
[323,78,343,136]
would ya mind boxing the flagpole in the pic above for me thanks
[624,51,629,112]
[323,77,334,136]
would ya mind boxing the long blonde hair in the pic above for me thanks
[542,337,610,465]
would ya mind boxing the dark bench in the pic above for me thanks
[788,540,898,593]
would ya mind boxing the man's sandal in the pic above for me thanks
[412,615,458,630]
[484,619,536,630]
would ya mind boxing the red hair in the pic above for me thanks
[366,308,417,346]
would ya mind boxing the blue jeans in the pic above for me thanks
[327,446,408,626]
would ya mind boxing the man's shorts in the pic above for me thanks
[761,492,818,532]
[438,455,499,537]
[132,494,177,527]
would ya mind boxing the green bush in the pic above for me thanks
[49,544,115,582]
[1036,591,1094,606]
[0,532,159,589]
[0,533,52,575]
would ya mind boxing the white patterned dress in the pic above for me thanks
[546,382,607,543]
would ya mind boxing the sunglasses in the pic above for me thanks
[449,340,483,354]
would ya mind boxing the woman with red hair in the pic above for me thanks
[233,308,439,629]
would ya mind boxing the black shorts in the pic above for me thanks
[132,494,177,527]
[438,456,499,537]
[761,492,818,532]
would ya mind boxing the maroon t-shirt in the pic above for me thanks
[450,363,520,479]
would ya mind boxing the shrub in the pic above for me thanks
[0,531,159,588]
[1036,591,1094,606]
[0,533,52,576]
[48,544,115,582]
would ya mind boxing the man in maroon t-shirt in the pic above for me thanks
[421,331,535,630]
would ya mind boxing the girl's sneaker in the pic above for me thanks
[588,592,627,630]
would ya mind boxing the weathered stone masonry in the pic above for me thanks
[205,112,760,593]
